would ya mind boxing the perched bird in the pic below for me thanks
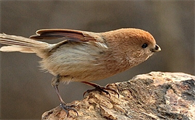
[0,28,161,113]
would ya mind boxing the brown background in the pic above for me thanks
[0,1,194,119]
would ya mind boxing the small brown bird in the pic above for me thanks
[0,28,161,113]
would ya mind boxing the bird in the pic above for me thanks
[0,28,161,114]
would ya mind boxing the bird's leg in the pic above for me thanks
[81,81,119,97]
[52,75,65,104]
[51,75,78,116]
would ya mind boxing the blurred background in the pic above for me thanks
[0,1,194,119]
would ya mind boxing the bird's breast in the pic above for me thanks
[40,41,141,82]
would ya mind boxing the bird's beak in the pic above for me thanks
[151,44,161,52]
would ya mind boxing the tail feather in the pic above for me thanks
[0,33,50,57]
[0,38,33,47]
[0,33,48,48]
[0,46,34,53]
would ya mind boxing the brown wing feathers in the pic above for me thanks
[30,29,96,42]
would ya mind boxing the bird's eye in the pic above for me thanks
[142,43,148,48]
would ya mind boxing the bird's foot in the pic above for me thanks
[82,81,119,97]
[60,103,78,117]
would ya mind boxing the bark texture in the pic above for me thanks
[42,72,195,120]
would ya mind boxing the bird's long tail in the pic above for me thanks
[0,33,50,58]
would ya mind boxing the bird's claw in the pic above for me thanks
[60,103,78,117]
[83,85,119,98]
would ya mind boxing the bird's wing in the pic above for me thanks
[30,29,97,42]
[30,29,108,52]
